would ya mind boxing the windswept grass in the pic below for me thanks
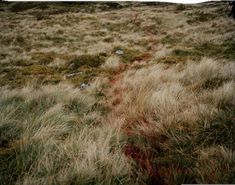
[0,84,134,185]
[0,2,235,185]
[101,55,122,72]
[120,58,235,184]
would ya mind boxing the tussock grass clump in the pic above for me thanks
[195,146,235,183]
[1,2,235,184]
[101,55,122,72]
[0,84,134,185]
[180,59,234,91]
[119,58,235,184]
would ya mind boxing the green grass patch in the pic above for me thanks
[21,65,55,75]
[68,69,100,86]
[161,33,185,46]
[156,56,187,64]
[172,49,194,57]
[0,64,61,88]
[165,49,201,62]
[194,40,235,60]
[65,100,89,116]
[36,54,54,65]
[113,46,141,63]
[186,11,217,24]
[9,2,49,12]
[102,22,130,32]
[175,4,186,11]
[68,54,106,71]
[13,60,33,67]
[170,38,235,60]
[196,109,235,149]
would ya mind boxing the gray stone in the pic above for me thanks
[80,83,90,90]
[65,72,82,78]
[115,49,124,55]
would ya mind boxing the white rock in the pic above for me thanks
[115,49,124,55]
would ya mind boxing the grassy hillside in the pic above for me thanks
[0,2,235,185]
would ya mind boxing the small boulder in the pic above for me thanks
[80,83,90,90]
[115,49,124,55]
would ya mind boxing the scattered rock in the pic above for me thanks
[80,83,90,90]
[115,50,124,55]
[65,72,82,79]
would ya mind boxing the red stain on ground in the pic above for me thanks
[134,52,153,62]
[103,27,165,183]
[124,144,165,185]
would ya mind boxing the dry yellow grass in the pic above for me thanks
[101,55,122,72]
[0,2,235,185]
[0,84,133,185]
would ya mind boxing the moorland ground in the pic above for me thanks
[0,2,235,185]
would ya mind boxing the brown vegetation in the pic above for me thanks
[0,2,235,185]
